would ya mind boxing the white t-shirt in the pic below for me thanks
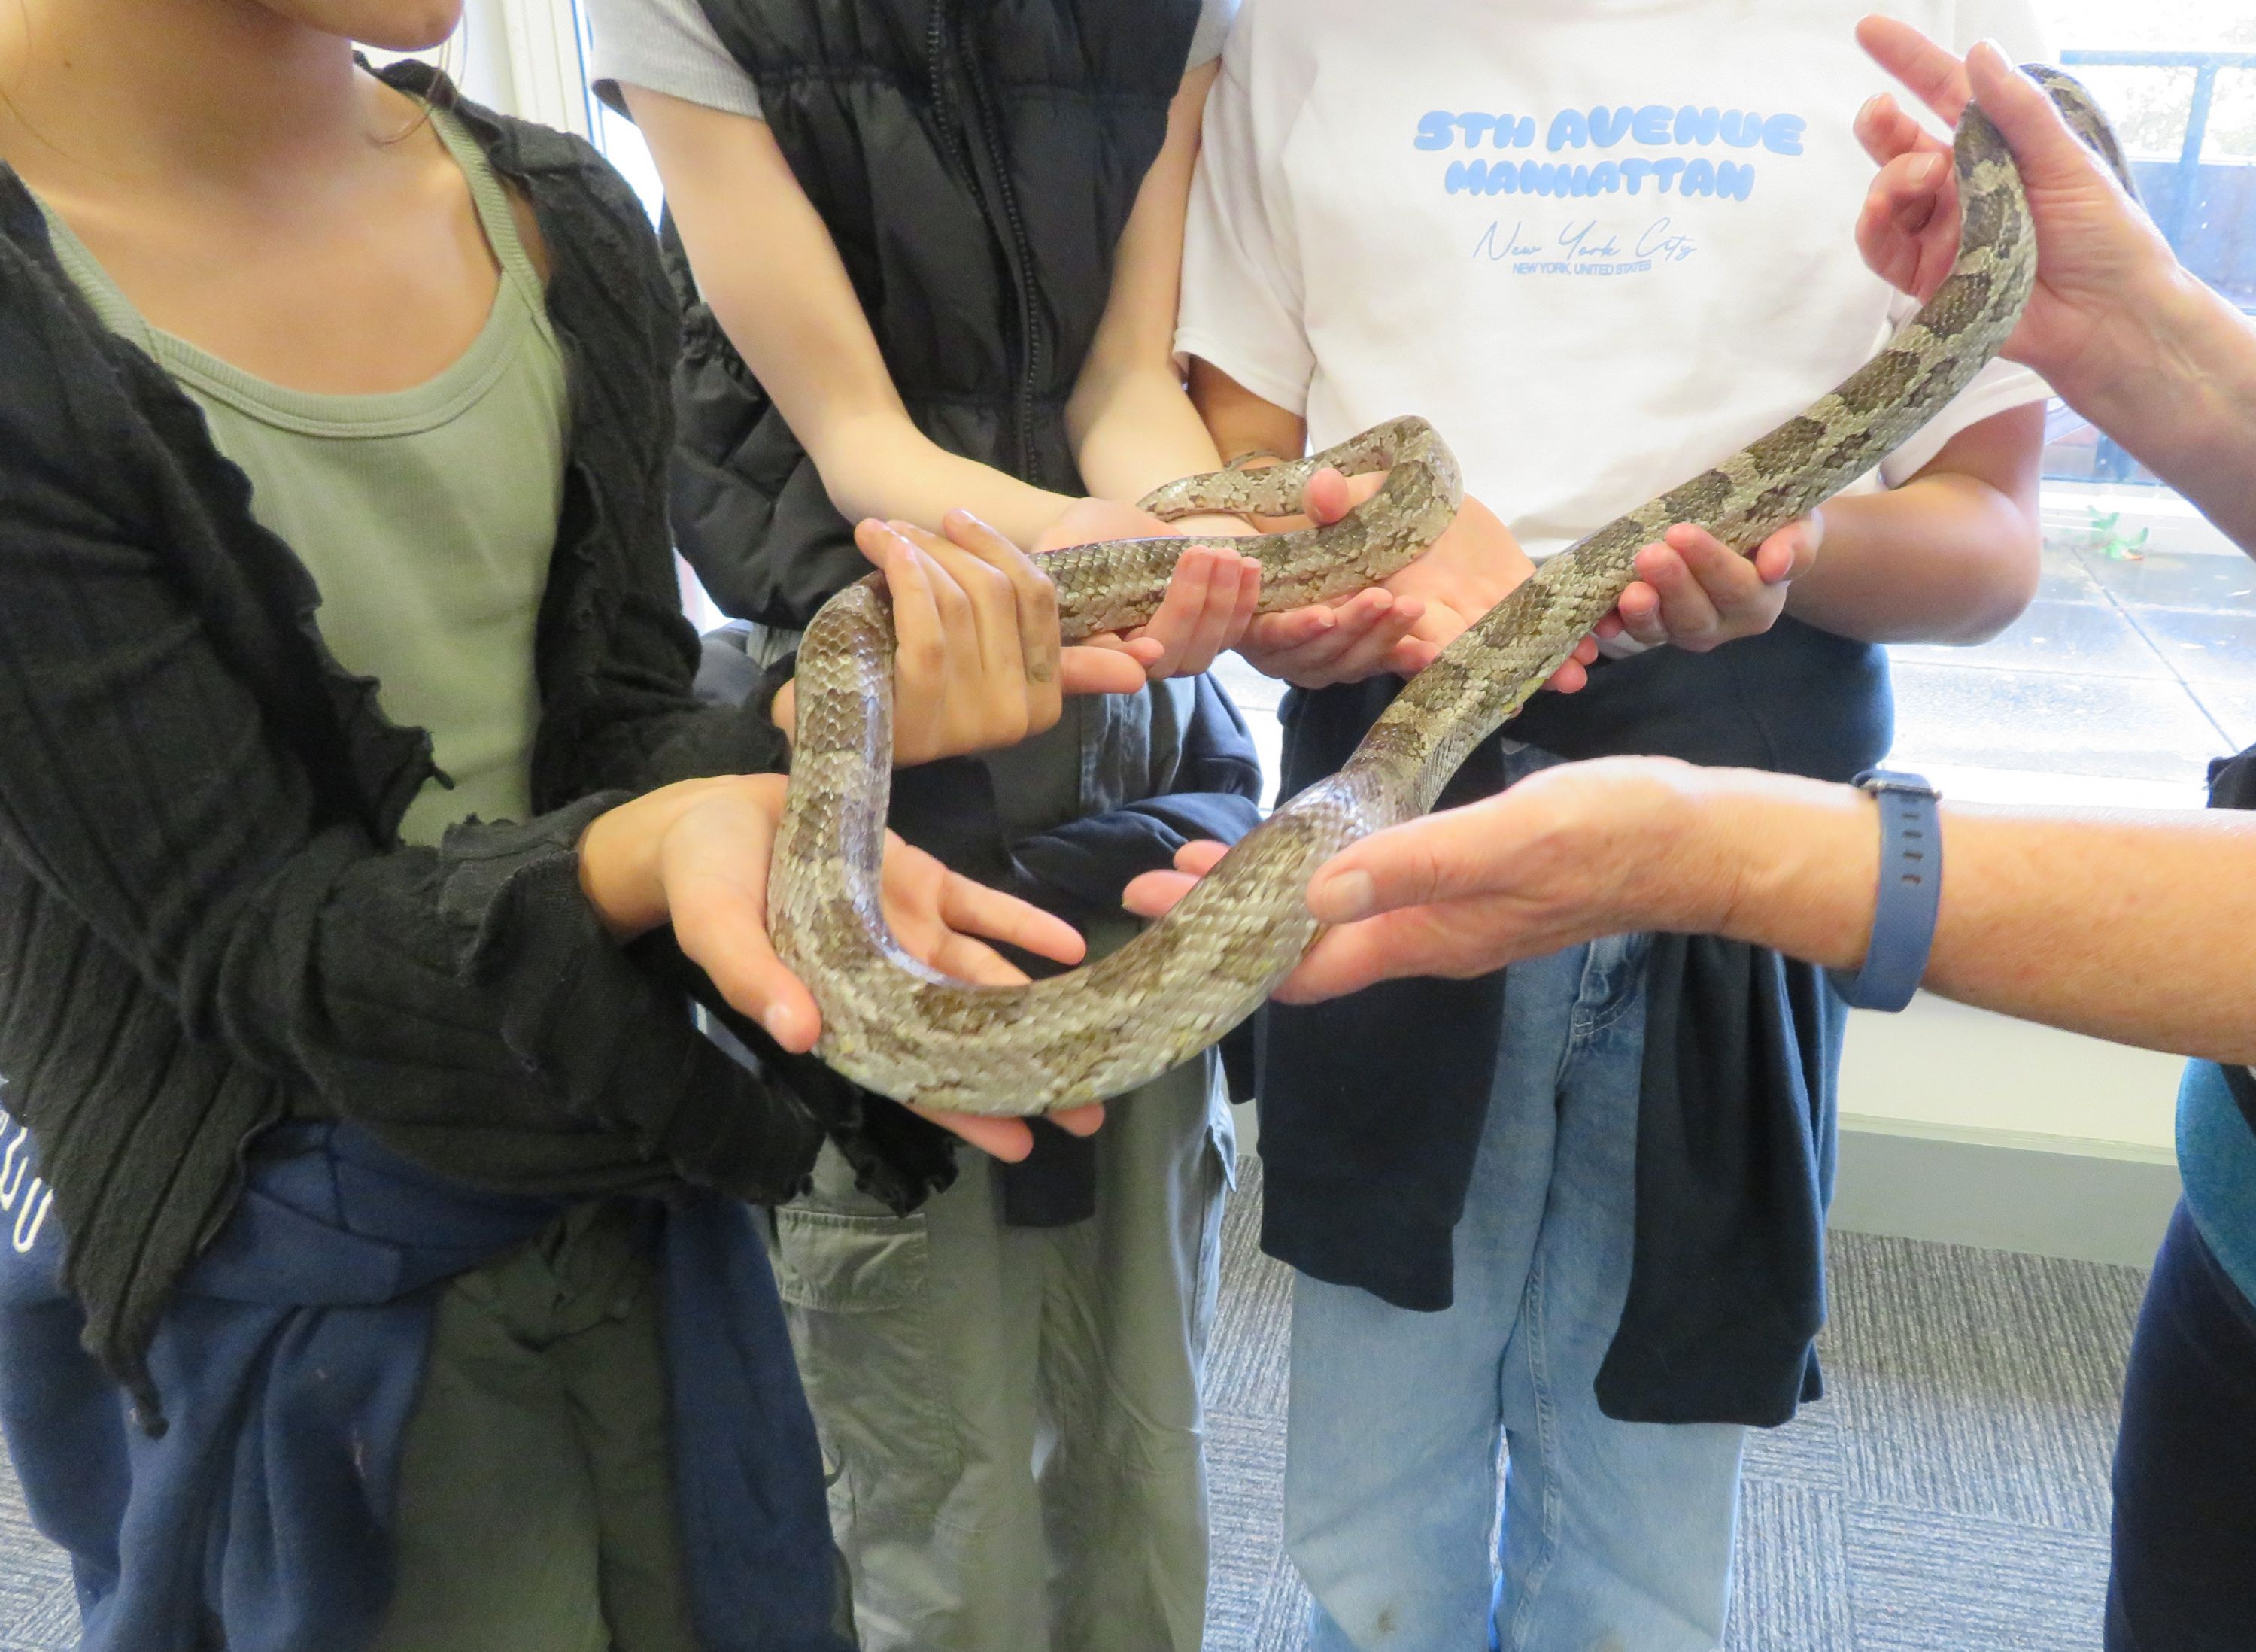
[587,0,1239,121]
[1177,0,2053,563]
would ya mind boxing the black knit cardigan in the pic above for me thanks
[0,68,941,1401]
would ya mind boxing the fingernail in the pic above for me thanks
[1908,153,1939,183]
[1802,508,1826,554]
[1312,869,1376,922]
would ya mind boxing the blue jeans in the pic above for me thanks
[2106,1198,2256,1652]
[1285,931,1744,1652]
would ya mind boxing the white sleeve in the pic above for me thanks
[1878,0,2057,484]
[1174,17,1316,418]
[1189,0,1239,68]
[584,0,766,122]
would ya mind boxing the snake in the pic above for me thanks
[770,68,2125,1116]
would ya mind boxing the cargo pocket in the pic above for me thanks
[769,1205,964,1536]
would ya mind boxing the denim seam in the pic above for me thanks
[1505,1245,1565,1651]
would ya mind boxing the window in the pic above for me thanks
[1889,1,2256,809]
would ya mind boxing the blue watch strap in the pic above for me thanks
[1829,769,1942,1013]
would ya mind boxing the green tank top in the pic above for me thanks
[37,109,569,848]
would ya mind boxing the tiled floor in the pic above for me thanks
[1210,503,2256,811]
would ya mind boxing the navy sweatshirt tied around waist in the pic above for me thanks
[1258,620,1890,1428]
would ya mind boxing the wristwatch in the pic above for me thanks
[1829,769,1942,1013]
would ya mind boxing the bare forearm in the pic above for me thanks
[1781,404,2043,644]
[1070,366,1245,536]
[1781,469,2038,643]
[1708,781,2256,1064]
[2067,272,2256,557]
[785,405,1075,545]
[627,86,1078,547]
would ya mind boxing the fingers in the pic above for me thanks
[942,508,1064,730]
[1274,913,1447,1003]
[1617,521,1806,651]
[661,788,824,1052]
[1132,545,1261,677]
[1123,834,1234,920]
[915,1109,1036,1162]
[1855,14,1972,125]
[1304,807,1498,928]
[890,516,1033,739]
[1856,146,1958,300]
[1620,539,1723,648]
[1854,88,1948,170]
[1754,510,1824,585]
[1122,868,1198,919]
[937,868,1088,967]
[1240,605,1339,658]
[1298,466,1384,527]
[862,521,949,700]
[912,1103,1106,1161]
[1058,644,1158,697]
[1541,636,1601,695]
[1243,588,1426,688]
[1965,40,2124,196]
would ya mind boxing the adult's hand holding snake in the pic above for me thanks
[1853,20,2256,554]
[1854,23,2173,405]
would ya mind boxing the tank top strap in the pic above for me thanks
[430,106,548,317]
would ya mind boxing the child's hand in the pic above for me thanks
[1037,497,1262,679]
[1235,475,1599,692]
[578,772,1100,1161]
[1611,515,1822,652]
[770,512,1153,764]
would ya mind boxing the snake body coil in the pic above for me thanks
[771,74,2112,1115]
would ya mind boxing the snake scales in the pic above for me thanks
[771,69,2124,1116]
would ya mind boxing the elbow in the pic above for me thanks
[1941,555,2040,645]
[1930,496,2044,646]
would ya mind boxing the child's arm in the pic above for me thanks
[1065,61,1244,538]
[628,87,1074,544]
[1617,405,2043,649]
[627,81,1256,673]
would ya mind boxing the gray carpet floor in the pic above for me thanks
[0,1155,2145,1651]
[1202,1158,2146,1652]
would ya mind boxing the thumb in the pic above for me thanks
[1302,466,1354,525]
[1058,642,1158,696]
[1965,42,2120,197]
[1305,806,1508,925]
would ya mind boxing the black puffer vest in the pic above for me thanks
[670,0,1200,625]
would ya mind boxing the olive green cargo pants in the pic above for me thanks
[768,1053,1234,1652]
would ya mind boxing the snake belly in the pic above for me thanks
[771,80,2096,1117]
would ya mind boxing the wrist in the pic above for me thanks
[2059,263,2220,430]
[1171,511,1259,538]
[578,800,670,943]
[1697,771,1879,970]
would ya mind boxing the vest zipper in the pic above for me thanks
[925,1,1044,484]
[960,57,1045,487]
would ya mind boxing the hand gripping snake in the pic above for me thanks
[770,69,2128,1116]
